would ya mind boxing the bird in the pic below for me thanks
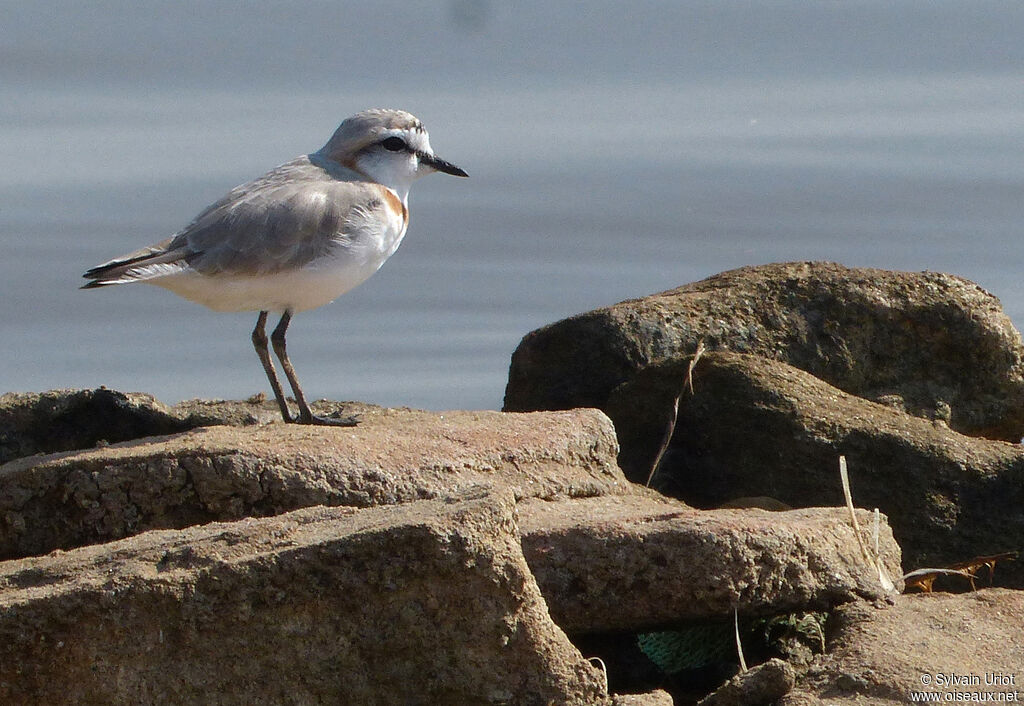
[82,108,468,426]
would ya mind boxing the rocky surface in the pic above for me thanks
[782,589,1024,705]
[497,262,1024,702]
[520,494,902,633]
[0,385,919,705]
[504,261,1024,441]
[0,490,607,705]
[6,260,1024,704]
[0,405,626,560]
[605,351,1024,588]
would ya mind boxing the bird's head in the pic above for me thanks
[318,109,467,198]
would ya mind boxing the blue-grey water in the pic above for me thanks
[3,2,1023,411]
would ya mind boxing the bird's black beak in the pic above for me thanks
[418,152,469,177]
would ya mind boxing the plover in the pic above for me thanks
[82,108,467,425]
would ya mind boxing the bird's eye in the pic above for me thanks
[381,136,406,152]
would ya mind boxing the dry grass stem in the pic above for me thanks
[733,607,748,673]
[587,656,609,694]
[685,339,706,394]
[646,341,706,487]
[839,456,896,592]
[873,508,880,557]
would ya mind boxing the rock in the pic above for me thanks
[0,388,373,465]
[781,589,1024,705]
[0,388,189,464]
[0,406,627,560]
[519,494,902,633]
[0,491,609,705]
[504,262,1024,441]
[612,691,674,706]
[170,395,288,427]
[606,351,1024,587]
[697,658,796,706]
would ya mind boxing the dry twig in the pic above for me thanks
[646,341,705,487]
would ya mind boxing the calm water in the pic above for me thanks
[3,2,1023,410]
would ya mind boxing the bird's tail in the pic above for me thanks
[82,238,185,289]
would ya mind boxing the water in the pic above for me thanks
[3,1,1023,411]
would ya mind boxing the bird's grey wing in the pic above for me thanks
[82,156,381,286]
[175,166,385,277]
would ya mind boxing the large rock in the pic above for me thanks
[604,352,1024,587]
[782,589,1024,705]
[0,407,626,560]
[0,491,608,705]
[519,494,902,633]
[505,262,1024,441]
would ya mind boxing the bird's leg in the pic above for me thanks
[271,310,359,427]
[252,311,294,423]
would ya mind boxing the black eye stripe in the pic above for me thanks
[381,136,407,152]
